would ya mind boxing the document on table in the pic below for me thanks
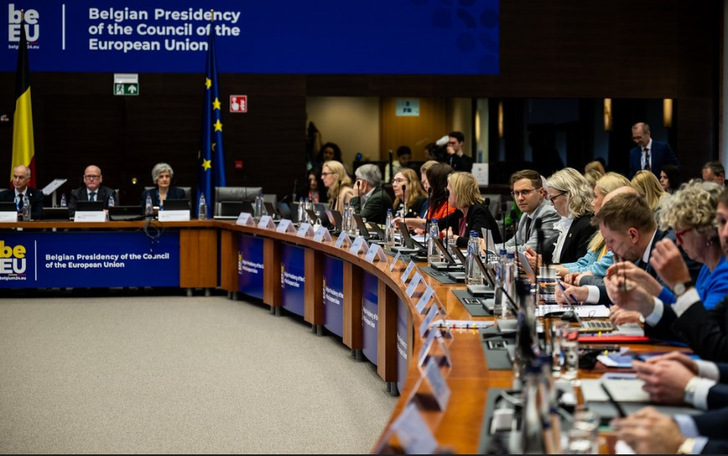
[536,304,610,318]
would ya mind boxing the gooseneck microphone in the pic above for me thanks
[401,184,407,217]
[501,201,508,246]
[292,178,297,202]
[388,150,394,184]
[444,189,451,251]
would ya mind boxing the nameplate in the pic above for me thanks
[276,219,296,233]
[314,226,333,242]
[406,271,423,297]
[335,232,352,248]
[389,251,402,272]
[419,303,439,338]
[418,329,438,368]
[349,236,369,255]
[365,243,388,263]
[158,210,190,222]
[423,357,451,411]
[74,211,106,222]
[296,222,314,237]
[236,212,255,226]
[400,260,416,284]
[390,402,438,455]
[416,286,435,314]
[257,215,275,229]
[0,212,18,223]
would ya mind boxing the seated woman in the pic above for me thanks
[417,160,440,219]
[321,160,354,212]
[297,167,327,204]
[439,172,502,249]
[396,162,455,232]
[392,168,427,219]
[140,162,186,209]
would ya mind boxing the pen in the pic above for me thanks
[557,280,578,305]
[600,382,627,418]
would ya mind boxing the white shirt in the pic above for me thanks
[551,216,573,264]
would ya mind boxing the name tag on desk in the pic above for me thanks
[276,219,296,233]
[416,286,435,314]
[406,271,423,297]
[257,215,275,229]
[389,402,438,455]
[365,243,387,263]
[158,210,190,222]
[0,212,18,223]
[236,212,255,226]
[314,226,332,242]
[74,211,106,222]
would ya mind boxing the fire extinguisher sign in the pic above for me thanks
[230,95,248,113]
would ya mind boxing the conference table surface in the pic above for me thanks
[3,219,689,453]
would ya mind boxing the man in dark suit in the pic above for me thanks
[0,165,44,219]
[628,122,680,178]
[68,165,116,217]
[349,163,392,225]
[444,131,473,173]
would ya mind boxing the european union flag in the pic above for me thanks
[197,23,226,218]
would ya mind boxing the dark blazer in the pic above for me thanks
[446,153,473,173]
[350,186,393,225]
[545,215,595,265]
[438,202,502,249]
[140,186,187,208]
[693,407,728,440]
[0,187,44,220]
[68,185,116,216]
[628,140,680,178]
[394,196,426,219]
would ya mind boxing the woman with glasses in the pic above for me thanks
[391,169,427,218]
[321,160,354,212]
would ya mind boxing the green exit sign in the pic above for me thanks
[113,73,139,96]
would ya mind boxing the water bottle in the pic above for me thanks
[466,231,483,286]
[384,209,394,249]
[501,252,516,319]
[493,249,508,316]
[342,202,350,233]
[346,203,356,235]
[145,194,154,217]
[254,193,264,220]
[197,193,207,220]
[106,195,115,221]
[60,193,67,208]
[297,197,305,223]
[427,218,440,266]
[21,194,31,221]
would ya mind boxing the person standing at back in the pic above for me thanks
[68,165,116,217]
[628,122,680,178]
[445,131,473,172]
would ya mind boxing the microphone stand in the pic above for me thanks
[401,184,407,217]
[388,150,394,185]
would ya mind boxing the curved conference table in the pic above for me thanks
[2,218,657,453]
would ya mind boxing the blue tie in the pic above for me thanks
[89,192,96,202]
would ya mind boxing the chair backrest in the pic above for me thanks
[214,187,262,203]
[262,193,277,205]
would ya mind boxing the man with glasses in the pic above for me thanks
[628,122,680,179]
[497,169,560,252]
[445,131,473,173]
[68,165,116,217]
[0,165,44,219]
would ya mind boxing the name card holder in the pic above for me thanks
[276,219,297,233]
[415,286,435,314]
[74,211,106,222]
[257,215,275,229]
[418,332,452,373]
[400,260,417,284]
[365,243,388,263]
[405,271,423,297]
[158,210,190,222]
[296,222,314,237]
[421,357,451,411]
[389,251,403,272]
[349,236,369,255]
[419,303,440,339]
[314,226,333,242]
[389,402,439,454]
[0,212,18,223]
[335,232,352,248]
[236,212,255,226]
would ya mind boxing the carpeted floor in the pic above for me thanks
[0,293,396,454]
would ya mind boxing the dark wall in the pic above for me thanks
[0,0,720,203]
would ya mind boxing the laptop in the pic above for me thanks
[264,202,279,219]
[393,221,424,253]
[76,201,105,212]
[0,202,18,212]
[162,199,190,211]
[109,205,144,221]
[214,201,254,220]
[352,214,374,240]
[325,209,342,232]
[430,238,464,271]
[42,207,70,220]
[467,253,496,297]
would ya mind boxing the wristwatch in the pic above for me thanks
[677,437,696,454]
[673,280,694,297]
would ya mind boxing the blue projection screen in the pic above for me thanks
[1,0,499,74]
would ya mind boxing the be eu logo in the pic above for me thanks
[0,240,27,276]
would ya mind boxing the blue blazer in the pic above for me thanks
[140,186,187,208]
[629,140,680,178]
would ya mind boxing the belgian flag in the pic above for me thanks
[11,12,35,188]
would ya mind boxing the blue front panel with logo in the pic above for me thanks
[280,243,305,317]
[361,272,379,365]
[0,231,179,288]
[397,298,409,393]
[238,234,264,300]
[322,255,344,338]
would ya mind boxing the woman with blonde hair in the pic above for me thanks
[321,160,354,212]
[438,172,501,248]
[392,168,427,218]
[556,172,631,280]
[631,169,668,213]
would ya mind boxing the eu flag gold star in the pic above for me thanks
[212,98,221,110]
[202,159,212,171]
[214,119,223,132]
[205,78,211,89]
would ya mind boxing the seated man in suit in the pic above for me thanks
[349,163,392,225]
[68,165,115,217]
[0,165,44,220]
[629,122,680,178]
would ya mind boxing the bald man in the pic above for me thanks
[0,165,45,219]
[68,165,116,217]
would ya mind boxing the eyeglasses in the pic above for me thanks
[675,227,693,244]
[84,175,101,179]
[393,178,407,184]
[548,191,566,203]
[320,172,333,177]
[511,188,536,198]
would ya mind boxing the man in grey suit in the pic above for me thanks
[498,169,560,253]
[68,165,116,217]
[350,163,392,225]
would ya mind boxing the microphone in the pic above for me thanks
[424,187,433,248]
[292,178,297,202]
[388,150,394,184]
[501,201,508,246]
[444,189,451,252]
[356,180,361,198]
[401,184,407,216]
[483,197,491,252]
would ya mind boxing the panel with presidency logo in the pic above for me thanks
[323,255,344,338]
[280,243,305,318]
[397,298,409,394]
[361,272,379,365]
[1,1,499,75]
[0,231,179,288]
